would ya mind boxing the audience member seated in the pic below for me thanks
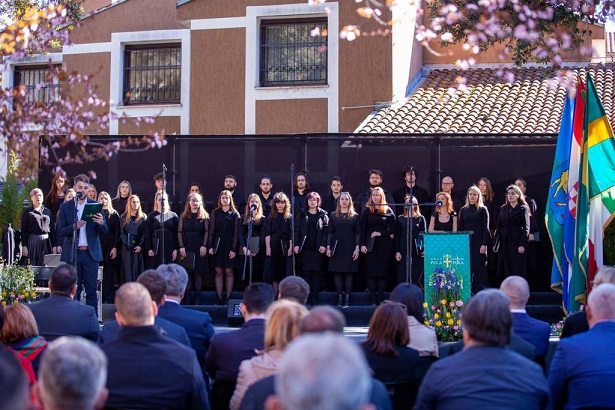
[500,276,550,366]
[27,264,100,342]
[548,283,615,409]
[361,301,421,409]
[0,304,47,375]
[239,306,393,410]
[0,346,31,410]
[230,299,308,410]
[415,289,550,409]
[206,282,274,410]
[277,275,309,305]
[34,337,108,410]
[98,269,190,347]
[101,282,210,410]
[561,265,615,338]
[390,283,438,357]
[157,263,215,372]
[272,333,375,410]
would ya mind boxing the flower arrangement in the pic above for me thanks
[551,305,584,337]
[0,261,39,306]
[424,267,464,341]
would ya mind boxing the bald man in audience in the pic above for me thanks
[101,282,209,410]
[549,283,615,409]
[500,276,550,364]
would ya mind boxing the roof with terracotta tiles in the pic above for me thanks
[357,64,615,134]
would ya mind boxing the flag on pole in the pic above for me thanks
[547,93,574,310]
[584,73,615,288]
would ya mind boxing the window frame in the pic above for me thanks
[13,64,61,104]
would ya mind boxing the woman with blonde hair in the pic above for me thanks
[99,191,121,303]
[112,180,133,216]
[428,191,457,233]
[327,192,360,306]
[458,185,490,293]
[240,194,267,283]
[208,190,240,304]
[360,187,396,305]
[120,194,147,282]
[178,193,210,304]
[0,304,47,374]
[230,299,309,410]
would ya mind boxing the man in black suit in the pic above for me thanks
[206,282,274,410]
[415,290,550,409]
[98,269,191,347]
[356,169,395,216]
[157,263,215,372]
[258,176,274,217]
[393,166,430,216]
[224,174,245,212]
[101,282,209,410]
[28,264,100,342]
[239,306,392,410]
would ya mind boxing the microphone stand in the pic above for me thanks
[289,164,296,276]
[72,195,79,267]
[242,207,255,284]
[406,176,414,284]
[161,164,167,265]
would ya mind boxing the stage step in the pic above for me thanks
[102,291,564,327]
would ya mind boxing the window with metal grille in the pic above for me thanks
[123,44,181,105]
[13,65,61,103]
[260,19,328,87]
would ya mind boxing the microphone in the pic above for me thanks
[250,204,258,211]
[75,192,83,199]
[436,200,443,207]
[162,164,167,171]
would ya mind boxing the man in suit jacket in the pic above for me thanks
[98,269,190,347]
[500,276,550,362]
[392,166,430,216]
[356,169,395,216]
[28,264,100,342]
[206,282,274,410]
[549,283,615,409]
[57,174,107,312]
[102,282,209,410]
[157,264,215,371]
[415,290,550,409]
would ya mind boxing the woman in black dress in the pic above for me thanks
[20,188,54,266]
[428,192,457,233]
[458,185,490,293]
[479,177,499,285]
[515,178,540,281]
[294,192,328,305]
[98,191,121,303]
[327,192,360,307]
[395,195,426,286]
[120,194,146,283]
[144,191,179,269]
[112,180,132,216]
[45,173,66,254]
[496,184,530,281]
[178,193,210,305]
[240,194,267,284]
[360,187,396,305]
[265,192,293,296]
[208,190,240,304]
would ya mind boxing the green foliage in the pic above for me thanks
[0,152,36,239]
[0,261,39,306]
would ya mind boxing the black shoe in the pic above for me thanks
[216,298,224,306]
[337,293,343,307]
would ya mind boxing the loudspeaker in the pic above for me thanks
[227,299,245,327]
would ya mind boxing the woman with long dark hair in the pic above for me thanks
[360,187,396,305]
[327,192,360,307]
[179,193,210,305]
[395,195,426,286]
[294,191,328,305]
[458,185,490,293]
[478,176,499,285]
[99,191,121,303]
[120,194,146,283]
[496,184,530,282]
[209,190,240,304]
[144,191,179,269]
[240,194,267,284]
[44,172,67,218]
[265,192,294,296]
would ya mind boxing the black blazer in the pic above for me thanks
[98,317,191,347]
[101,325,209,410]
[28,294,100,342]
[206,318,265,382]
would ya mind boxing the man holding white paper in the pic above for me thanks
[57,174,108,313]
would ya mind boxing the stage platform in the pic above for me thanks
[101,291,564,327]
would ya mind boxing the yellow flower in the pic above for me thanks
[457,320,461,325]
[434,313,439,319]
[422,302,428,308]
[435,321,442,327]
[447,319,454,326]
[424,321,430,326]
[1,301,6,306]
[440,299,447,305]
[31,292,37,298]
[445,312,451,318]
[13,300,18,304]
[1,291,6,297]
